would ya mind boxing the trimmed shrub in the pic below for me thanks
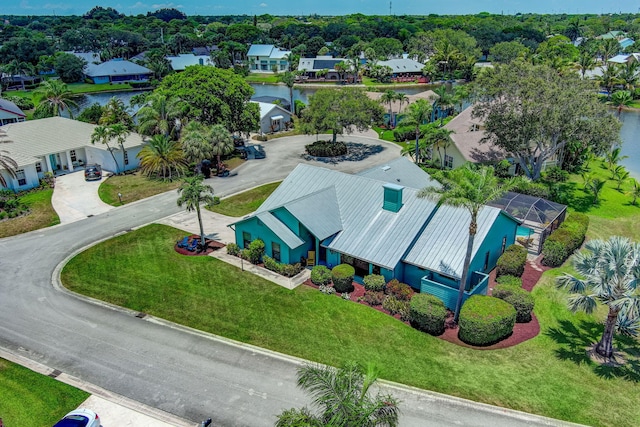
[382,295,410,320]
[247,239,265,264]
[542,213,589,267]
[495,275,522,288]
[409,294,447,335]
[361,290,385,306]
[363,274,386,291]
[263,255,303,277]
[458,295,516,346]
[263,255,281,274]
[493,285,534,323]
[496,244,527,278]
[385,279,413,301]
[331,264,355,293]
[226,243,240,256]
[310,265,332,286]
[305,141,348,157]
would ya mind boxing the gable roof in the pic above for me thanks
[85,59,151,77]
[0,98,26,118]
[248,44,291,59]
[444,105,507,163]
[298,56,347,72]
[166,54,212,71]
[65,51,101,65]
[284,186,342,241]
[251,101,290,120]
[378,58,425,73]
[0,117,146,167]
[357,157,439,190]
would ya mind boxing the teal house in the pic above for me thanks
[230,158,519,308]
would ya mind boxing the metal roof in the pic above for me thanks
[1,117,146,167]
[0,98,25,118]
[166,54,212,71]
[256,211,305,249]
[357,157,438,190]
[248,44,277,57]
[378,58,425,73]
[284,186,342,241]
[403,205,502,279]
[250,101,290,120]
[85,59,151,77]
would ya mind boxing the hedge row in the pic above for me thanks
[409,294,447,335]
[305,141,348,157]
[263,255,304,278]
[492,284,534,323]
[496,244,527,278]
[458,295,516,346]
[542,212,589,267]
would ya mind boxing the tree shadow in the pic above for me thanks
[546,319,640,382]
[551,182,593,212]
[301,143,385,164]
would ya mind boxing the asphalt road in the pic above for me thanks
[0,134,574,427]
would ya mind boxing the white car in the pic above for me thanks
[53,408,101,427]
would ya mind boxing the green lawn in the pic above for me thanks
[61,221,640,427]
[245,74,281,84]
[207,182,280,217]
[6,82,134,104]
[98,172,182,206]
[0,188,59,238]
[0,358,89,427]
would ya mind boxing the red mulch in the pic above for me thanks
[304,256,549,349]
[174,235,225,256]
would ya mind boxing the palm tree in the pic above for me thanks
[575,51,597,79]
[434,85,454,125]
[399,99,433,164]
[557,236,640,360]
[380,90,397,127]
[177,175,215,252]
[108,123,131,174]
[210,124,234,174]
[136,93,186,138]
[428,127,454,169]
[276,361,400,427]
[90,125,120,174]
[453,84,470,113]
[618,62,639,91]
[0,129,18,188]
[419,165,512,322]
[588,178,606,204]
[395,92,409,117]
[605,146,629,173]
[595,64,620,96]
[626,178,640,205]
[276,71,296,113]
[608,90,633,117]
[99,97,134,128]
[137,134,187,180]
[613,166,629,190]
[34,79,79,119]
[180,121,213,165]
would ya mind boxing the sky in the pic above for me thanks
[4,0,640,16]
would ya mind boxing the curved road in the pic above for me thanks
[0,135,570,426]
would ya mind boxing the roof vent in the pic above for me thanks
[381,165,391,171]
[383,183,404,213]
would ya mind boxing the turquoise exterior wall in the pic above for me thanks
[467,212,518,282]
[234,217,294,264]
[91,76,110,84]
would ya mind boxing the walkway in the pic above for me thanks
[51,171,114,223]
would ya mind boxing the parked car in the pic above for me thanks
[84,164,102,181]
[253,145,266,159]
[53,408,101,427]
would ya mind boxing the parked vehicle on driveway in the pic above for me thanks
[84,164,102,181]
[53,408,101,427]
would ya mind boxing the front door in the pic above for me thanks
[49,154,58,170]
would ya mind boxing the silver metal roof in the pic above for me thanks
[356,157,439,190]
[85,59,151,77]
[256,211,304,249]
[284,186,342,241]
[403,205,502,279]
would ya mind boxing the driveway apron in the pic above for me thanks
[51,171,115,223]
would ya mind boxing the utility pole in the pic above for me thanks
[389,0,392,15]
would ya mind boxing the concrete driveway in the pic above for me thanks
[51,171,115,223]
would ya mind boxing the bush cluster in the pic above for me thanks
[360,290,385,306]
[496,244,527,278]
[310,265,332,286]
[363,274,386,291]
[495,275,522,288]
[458,295,516,346]
[382,295,410,320]
[542,213,589,267]
[331,264,355,293]
[510,177,551,199]
[409,294,447,335]
[318,284,336,295]
[247,239,265,264]
[385,279,413,301]
[226,243,240,256]
[263,255,303,278]
[492,284,535,323]
[305,141,348,157]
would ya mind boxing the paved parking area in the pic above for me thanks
[51,171,114,223]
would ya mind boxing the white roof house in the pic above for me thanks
[251,101,292,133]
[377,58,425,75]
[0,98,26,126]
[0,117,146,191]
[166,54,213,71]
[247,44,292,73]
[84,59,152,84]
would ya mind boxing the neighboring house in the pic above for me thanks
[192,46,219,56]
[230,157,519,309]
[247,44,291,72]
[366,89,447,126]
[166,54,213,71]
[251,101,292,134]
[377,58,427,82]
[0,117,145,191]
[0,98,26,126]
[297,56,358,82]
[599,30,625,40]
[84,59,152,84]
[251,95,291,112]
[1,74,41,90]
[607,53,640,65]
[66,51,101,66]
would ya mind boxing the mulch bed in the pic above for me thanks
[303,255,550,349]
[174,235,225,256]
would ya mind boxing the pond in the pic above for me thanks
[619,110,640,181]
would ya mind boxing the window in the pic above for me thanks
[372,264,381,275]
[272,242,281,262]
[501,236,507,254]
[70,150,77,162]
[243,232,251,248]
[444,155,454,169]
[35,162,42,173]
[483,251,490,271]
[123,150,129,165]
[16,169,26,186]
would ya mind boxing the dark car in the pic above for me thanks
[84,164,102,181]
[253,145,266,159]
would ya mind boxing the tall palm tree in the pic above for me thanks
[608,90,633,117]
[617,61,639,91]
[427,127,454,169]
[395,92,409,116]
[575,51,597,79]
[276,361,400,427]
[557,236,640,360]
[137,134,187,180]
[399,99,432,164]
[419,165,512,322]
[276,71,296,113]
[180,121,213,165]
[380,90,397,127]
[177,175,215,252]
[34,79,79,119]
[90,125,120,174]
[210,124,234,174]
[595,64,620,96]
[605,146,628,172]
[99,97,134,129]
[136,93,186,138]
[108,123,131,174]
[434,85,454,124]
[0,129,18,188]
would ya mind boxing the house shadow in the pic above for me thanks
[546,319,640,382]
[301,143,385,164]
